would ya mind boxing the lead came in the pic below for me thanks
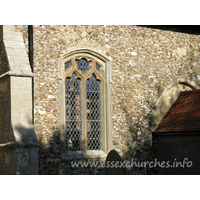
[65,73,82,151]
[65,61,71,71]
[76,58,91,75]
[86,74,102,150]
[65,58,102,152]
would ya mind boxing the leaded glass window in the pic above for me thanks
[64,58,103,152]
[76,58,91,75]
[65,61,71,71]
[60,49,112,157]
[86,75,102,150]
[65,73,82,151]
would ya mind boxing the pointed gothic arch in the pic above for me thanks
[58,48,113,159]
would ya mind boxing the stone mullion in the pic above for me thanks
[81,77,87,152]
[100,77,105,151]
[83,59,96,151]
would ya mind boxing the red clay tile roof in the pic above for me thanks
[154,89,200,133]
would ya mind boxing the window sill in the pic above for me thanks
[61,150,107,160]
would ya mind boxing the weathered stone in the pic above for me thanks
[0,25,199,175]
[0,25,38,175]
[177,47,187,55]
[105,149,126,175]
[0,81,7,92]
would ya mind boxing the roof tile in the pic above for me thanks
[154,89,200,133]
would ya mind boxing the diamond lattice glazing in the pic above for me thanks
[65,73,82,151]
[86,74,102,150]
[65,61,71,71]
[76,58,91,74]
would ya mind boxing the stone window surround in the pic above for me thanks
[58,48,113,160]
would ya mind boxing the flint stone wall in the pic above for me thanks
[15,25,200,174]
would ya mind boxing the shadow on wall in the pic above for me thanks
[13,117,157,174]
[118,102,157,174]
[37,123,157,175]
[14,122,106,175]
[14,122,38,145]
[117,83,196,174]
[37,127,105,175]
[1,121,40,175]
[12,98,160,175]
[0,34,10,74]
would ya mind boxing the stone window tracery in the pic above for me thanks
[65,58,103,151]
[59,49,112,158]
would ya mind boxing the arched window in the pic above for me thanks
[58,49,112,159]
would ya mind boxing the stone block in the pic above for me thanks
[105,149,126,175]
[14,32,24,42]
[11,114,21,124]
[131,51,137,56]
[4,40,26,49]
[29,148,38,165]
[11,65,31,73]
[11,89,31,101]
[193,65,200,74]
[6,47,28,58]
[7,55,30,68]
[3,91,10,101]
[12,110,21,117]
[177,47,186,55]
[0,81,7,92]
[5,153,11,164]
[0,25,3,42]
[3,25,15,40]
[25,78,32,86]
[13,121,36,141]
[38,109,46,115]
[23,89,32,100]
[11,77,31,89]
[5,149,16,165]
[4,131,15,142]
[5,109,11,123]
[11,89,22,100]
[197,75,200,82]
[21,109,32,123]
[11,99,32,111]
[16,148,29,168]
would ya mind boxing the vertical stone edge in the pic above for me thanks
[106,60,113,153]
[0,25,39,174]
[58,56,65,154]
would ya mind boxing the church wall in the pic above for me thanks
[15,25,200,174]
